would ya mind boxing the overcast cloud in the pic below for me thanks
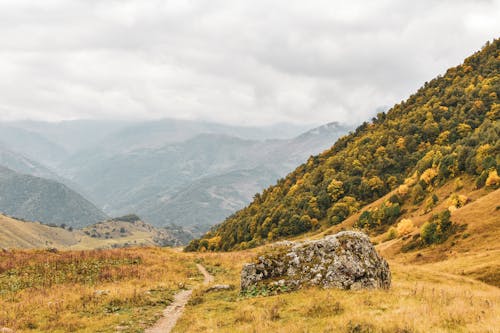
[0,0,498,126]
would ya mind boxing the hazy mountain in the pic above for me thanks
[141,167,281,229]
[0,144,60,180]
[0,118,349,232]
[60,122,350,228]
[6,120,132,153]
[0,124,68,167]
[0,166,107,228]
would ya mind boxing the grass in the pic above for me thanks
[0,247,201,333]
[173,259,500,333]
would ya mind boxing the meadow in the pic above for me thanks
[0,248,201,333]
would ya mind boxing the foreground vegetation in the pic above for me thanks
[174,260,499,333]
[0,248,202,332]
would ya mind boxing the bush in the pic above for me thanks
[420,210,452,245]
[396,219,415,236]
[356,201,402,230]
[486,169,500,187]
[385,227,398,241]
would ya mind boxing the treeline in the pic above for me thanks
[186,39,499,252]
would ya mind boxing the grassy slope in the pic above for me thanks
[0,215,179,250]
[0,214,78,249]
[172,186,499,333]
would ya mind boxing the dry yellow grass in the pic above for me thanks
[0,214,78,249]
[173,257,499,333]
[0,247,202,333]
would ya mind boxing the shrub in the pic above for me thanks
[396,219,415,236]
[424,194,439,213]
[420,210,452,245]
[447,194,468,209]
[385,227,398,241]
[356,201,401,230]
[485,169,500,187]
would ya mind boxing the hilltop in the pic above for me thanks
[187,39,499,251]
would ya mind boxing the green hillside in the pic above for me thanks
[187,39,499,251]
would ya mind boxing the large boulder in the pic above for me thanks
[241,231,390,293]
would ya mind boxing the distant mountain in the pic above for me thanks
[0,124,68,167]
[6,120,132,153]
[0,166,107,228]
[0,144,60,180]
[0,118,349,233]
[141,167,281,229]
[60,122,350,228]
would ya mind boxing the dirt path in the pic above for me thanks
[196,263,214,285]
[145,263,214,333]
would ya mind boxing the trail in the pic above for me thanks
[145,264,213,333]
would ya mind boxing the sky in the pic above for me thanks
[0,0,498,126]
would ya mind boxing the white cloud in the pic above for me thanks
[0,0,498,125]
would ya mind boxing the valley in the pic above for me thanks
[0,119,350,245]
[0,12,498,333]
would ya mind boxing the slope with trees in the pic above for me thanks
[187,39,499,251]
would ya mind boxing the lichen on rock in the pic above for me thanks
[241,231,391,293]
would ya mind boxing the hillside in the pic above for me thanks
[76,215,186,249]
[0,166,107,228]
[187,39,500,251]
[0,214,78,249]
[0,214,188,250]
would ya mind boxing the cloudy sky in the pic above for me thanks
[0,0,498,126]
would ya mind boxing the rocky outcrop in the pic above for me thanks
[241,231,390,293]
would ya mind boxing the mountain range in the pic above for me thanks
[0,118,351,241]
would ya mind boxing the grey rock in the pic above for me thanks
[241,231,391,292]
[205,284,234,293]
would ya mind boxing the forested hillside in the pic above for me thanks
[187,39,499,251]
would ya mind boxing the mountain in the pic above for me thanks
[0,166,107,228]
[187,39,500,251]
[0,144,61,180]
[0,124,68,167]
[59,122,350,228]
[76,215,186,249]
[6,120,133,153]
[142,167,281,229]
